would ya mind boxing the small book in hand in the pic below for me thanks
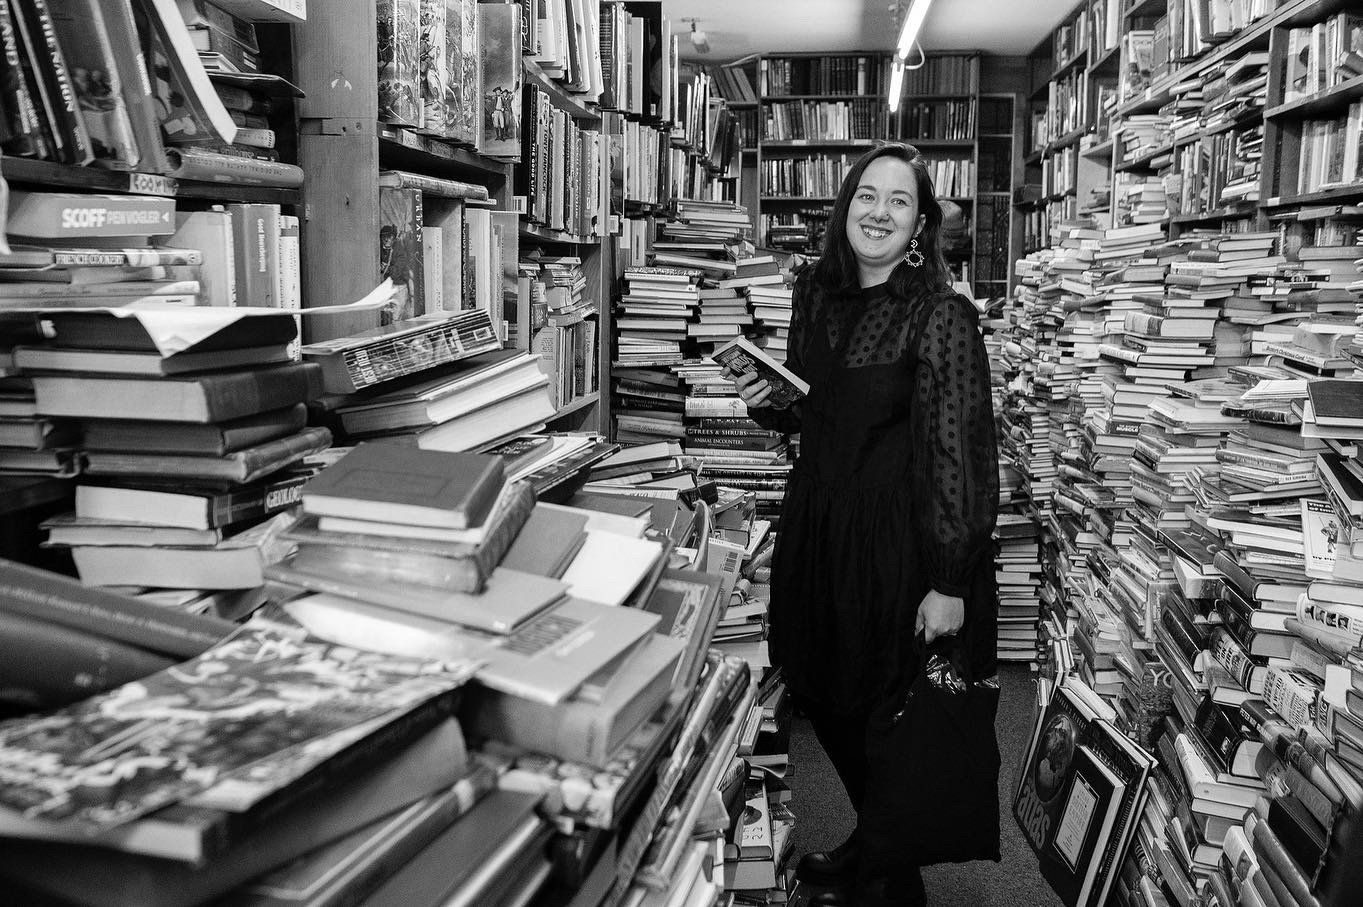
[712,336,808,409]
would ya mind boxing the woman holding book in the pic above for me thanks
[727,143,1000,906]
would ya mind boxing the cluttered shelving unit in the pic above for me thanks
[1003,1,1363,906]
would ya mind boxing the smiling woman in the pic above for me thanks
[722,142,1001,906]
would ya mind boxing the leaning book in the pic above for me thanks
[712,335,809,410]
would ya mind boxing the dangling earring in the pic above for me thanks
[904,236,925,268]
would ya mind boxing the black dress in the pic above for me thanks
[749,271,1000,715]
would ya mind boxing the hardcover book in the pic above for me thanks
[379,186,425,322]
[30,361,322,423]
[81,424,332,485]
[300,441,505,530]
[4,191,176,240]
[48,0,139,168]
[377,0,420,126]
[299,307,501,395]
[465,631,682,767]
[0,556,232,658]
[75,467,312,529]
[475,0,521,159]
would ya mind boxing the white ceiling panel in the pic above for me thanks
[668,0,1080,62]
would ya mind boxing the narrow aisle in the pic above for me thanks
[787,662,1064,906]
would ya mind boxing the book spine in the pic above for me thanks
[175,363,307,423]
[0,607,176,711]
[20,0,93,165]
[0,0,41,157]
[1263,667,1320,734]
[0,558,232,658]
[229,425,331,483]
[315,311,500,394]
[1209,627,1258,692]
[164,146,304,187]
[6,192,177,240]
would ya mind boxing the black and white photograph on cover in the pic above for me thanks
[725,142,1002,907]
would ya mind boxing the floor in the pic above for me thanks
[784,663,1066,907]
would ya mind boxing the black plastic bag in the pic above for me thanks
[860,634,1002,869]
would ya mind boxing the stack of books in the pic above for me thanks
[614,265,700,371]
[524,254,600,411]
[329,348,557,453]
[23,308,330,594]
[304,312,562,452]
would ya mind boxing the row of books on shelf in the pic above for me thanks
[761,98,883,143]
[757,54,884,98]
[0,0,304,187]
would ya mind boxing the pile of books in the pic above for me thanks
[19,307,330,599]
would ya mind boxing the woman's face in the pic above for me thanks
[845,156,926,283]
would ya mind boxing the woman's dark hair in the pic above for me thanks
[810,142,953,296]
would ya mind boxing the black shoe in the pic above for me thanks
[796,837,860,886]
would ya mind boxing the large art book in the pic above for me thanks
[0,617,476,833]
[712,335,808,410]
[1015,680,1131,907]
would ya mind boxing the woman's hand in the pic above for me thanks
[725,368,775,409]
[916,588,964,643]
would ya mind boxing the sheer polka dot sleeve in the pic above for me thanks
[909,292,999,601]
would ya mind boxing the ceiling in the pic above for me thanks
[668,0,1080,62]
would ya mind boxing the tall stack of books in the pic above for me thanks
[614,265,698,374]
[21,308,330,596]
[985,294,1045,664]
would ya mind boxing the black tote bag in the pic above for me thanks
[860,634,1002,869]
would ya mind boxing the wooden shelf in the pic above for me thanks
[760,140,878,149]
[1170,202,1259,225]
[520,223,601,245]
[548,392,601,422]
[907,138,977,148]
[0,158,302,206]
[762,94,881,102]
[1265,73,1363,121]
[378,127,513,181]
[1125,0,1166,18]
[1050,50,1088,83]
[1263,183,1363,208]
[1044,127,1088,154]
[1081,137,1115,159]
[1088,43,1121,74]
[523,60,601,121]
[761,196,837,202]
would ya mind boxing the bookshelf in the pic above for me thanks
[294,0,633,436]
[753,51,888,256]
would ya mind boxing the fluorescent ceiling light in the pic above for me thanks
[888,57,905,113]
[896,0,933,60]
